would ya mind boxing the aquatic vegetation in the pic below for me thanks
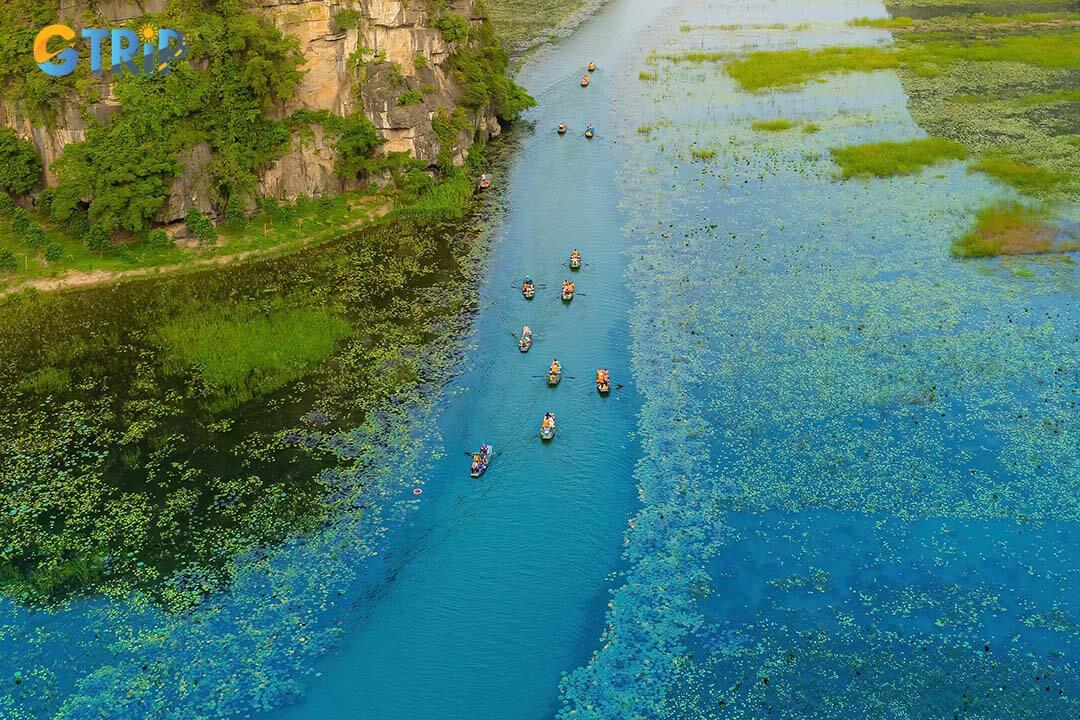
[639,70,658,81]
[725,46,901,91]
[563,7,1080,717]
[751,119,797,132]
[830,136,968,177]
[723,33,1080,91]
[158,304,351,409]
[691,147,718,161]
[0,212,479,607]
[951,201,1057,256]
[969,153,1068,195]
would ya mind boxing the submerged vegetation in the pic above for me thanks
[830,137,968,177]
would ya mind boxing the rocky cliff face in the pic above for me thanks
[257,0,500,201]
[2,0,500,221]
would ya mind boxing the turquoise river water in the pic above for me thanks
[4,0,1080,718]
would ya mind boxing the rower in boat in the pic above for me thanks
[540,412,556,441]
[470,443,493,477]
[596,368,611,394]
[580,74,590,87]
[522,275,535,299]
[588,61,597,72]
[548,358,562,385]
[519,325,533,352]
[557,122,567,135]
[569,249,581,269]
[584,124,594,139]
[561,280,575,301]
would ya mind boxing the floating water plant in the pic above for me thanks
[830,137,968,177]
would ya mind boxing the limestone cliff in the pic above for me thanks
[2,0,501,222]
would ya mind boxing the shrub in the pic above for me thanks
[44,242,63,262]
[438,14,469,44]
[333,111,384,179]
[331,8,362,32]
[0,193,13,217]
[86,225,112,255]
[23,222,45,248]
[0,127,41,195]
[185,209,217,245]
[397,90,424,106]
[10,207,30,238]
[224,195,248,229]
[35,188,54,216]
[413,51,428,69]
[146,228,172,249]
[0,248,16,273]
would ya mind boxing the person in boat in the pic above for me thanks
[542,412,555,428]
[480,443,489,456]
[571,249,581,261]
[522,275,533,291]
[581,75,590,86]
[558,122,567,133]
[550,358,561,374]
[522,325,532,337]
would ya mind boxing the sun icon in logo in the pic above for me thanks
[138,24,157,43]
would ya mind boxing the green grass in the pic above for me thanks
[830,137,968,177]
[849,16,916,28]
[389,176,474,220]
[691,147,718,161]
[725,46,901,90]
[639,70,658,81]
[15,366,71,395]
[970,154,1070,194]
[951,201,1055,257]
[751,119,798,132]
[723,33,1080,91]
[802,122,821,134]
[849,12,1077,29]
[158,303,351,408]
[0,191,384,294]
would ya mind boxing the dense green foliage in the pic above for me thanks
[0,128,41,195]
[43,3,302,234]
[0,0,74,124]
[448,16,536,120]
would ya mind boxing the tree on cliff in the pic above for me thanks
[0,128,41,196]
